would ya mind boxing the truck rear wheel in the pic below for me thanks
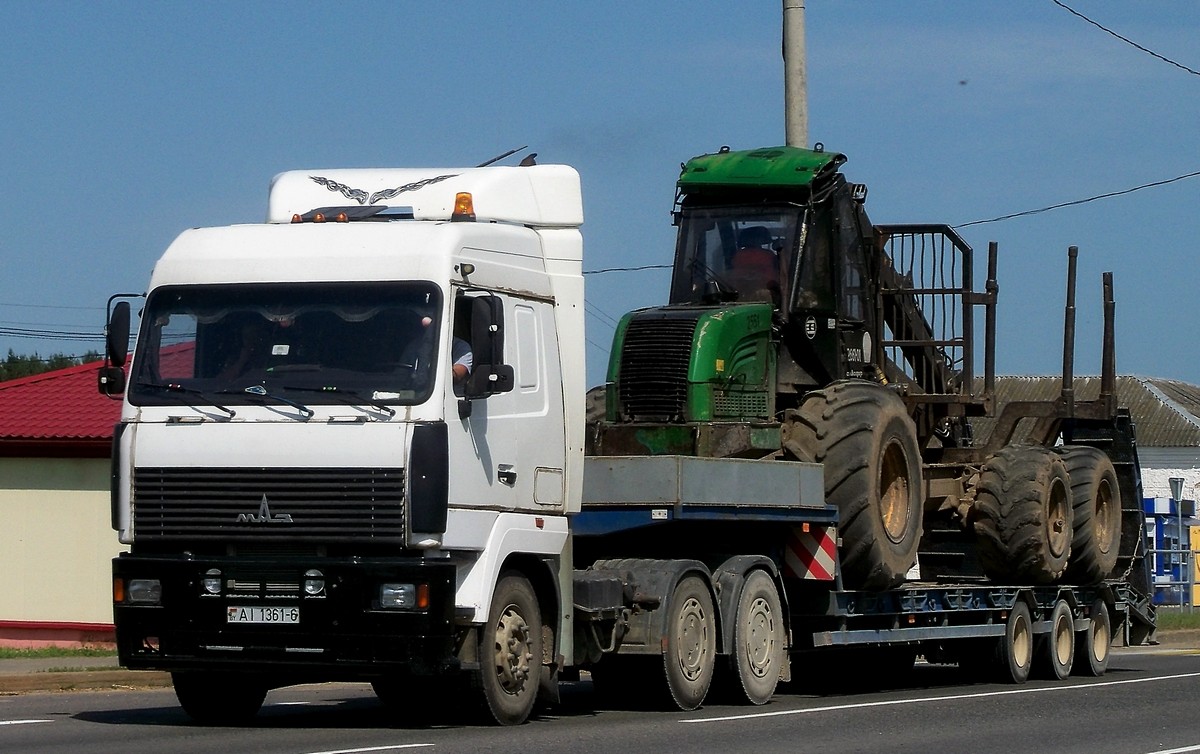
[728,570,784,705]
[473,573,542,725]
[662,575,717,710]
[1074,598,1111,677]
[785,381,923,590]
[1036,599,1075,680]
[172,672,266,725]
[974,446,1073,583]
[1056,446,1122,583]
[998,600,1034,684]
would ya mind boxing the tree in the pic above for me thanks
[0,349,102,383]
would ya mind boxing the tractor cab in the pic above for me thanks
[669,145,879,394]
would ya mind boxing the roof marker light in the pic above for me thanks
[313,212,326,223]
[451,192,476,222]
[291,214,303,223]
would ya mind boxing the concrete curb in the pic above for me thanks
[0,669,171,694]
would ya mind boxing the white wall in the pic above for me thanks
[0,457,127,625]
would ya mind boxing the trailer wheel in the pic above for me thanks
[663,575,717,710]
[998,600,1034,683]
[974,446,1073,583]
[1074,598,1112,677]
[785,381,923,590]
[729,571,785,705]
[1056,446,1122,584]
[473,573,542,725]
[1037,599,1075,680]
[172,672,266,725]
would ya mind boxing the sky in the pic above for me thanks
[2,2,1198,389]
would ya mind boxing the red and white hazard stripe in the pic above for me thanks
[783,525,838,581]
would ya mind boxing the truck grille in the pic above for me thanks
[132,467,405,543]
[618,315,698,420]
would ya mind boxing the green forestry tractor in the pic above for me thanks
[591,145,1151,614]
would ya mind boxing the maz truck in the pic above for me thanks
[100,155,1154,727]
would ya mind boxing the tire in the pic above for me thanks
[1036,599,1075,680]
[785,381,923,590]
[1056,446,1122,584]
[728,571,785,705]
[1074,598,1112,677]
[974,446,1073,584]
[373,674,460,725]
[172,672,266,725]
[997,600,1034,684]
[472,573,542,726]
[662,575,717,710]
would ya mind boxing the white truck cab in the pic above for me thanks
[105,164,585,725]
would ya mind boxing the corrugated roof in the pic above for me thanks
[981,375,1200,448]
[0,360,120,454]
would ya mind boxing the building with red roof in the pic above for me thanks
[0,360,120,457]
[0,360,124,647]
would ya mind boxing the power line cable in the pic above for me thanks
[1051,0,1200,77]
[955,168,1200,229]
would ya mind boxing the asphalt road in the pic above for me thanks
[2,647,1198,754]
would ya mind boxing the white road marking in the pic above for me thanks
[682,670,1200,724]
[1144,746,1200,754]
[0,719,52,727]
[301,744,433,754]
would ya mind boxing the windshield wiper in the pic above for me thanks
[282,385,397,418]
[136,382,236,420]
[233,384,315,420]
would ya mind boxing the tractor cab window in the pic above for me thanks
[670,206,801,307]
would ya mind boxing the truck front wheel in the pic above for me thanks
[474,573,542,725]
[172,672,266,725]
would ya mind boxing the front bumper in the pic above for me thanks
[113,553,457,682]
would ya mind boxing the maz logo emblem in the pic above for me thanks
[236,495,294,524]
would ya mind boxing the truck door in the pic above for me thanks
[444,293,566,513]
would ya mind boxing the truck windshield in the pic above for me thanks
[129,282,444,407]
[669,205,803,307]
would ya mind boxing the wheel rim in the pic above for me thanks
[1094,477,1115,555]
[1012,611,1032,669]
[676,596,711,682]
[879,439,912,544]
[1091,613,1110,664]
[743,596,776,679]
[493,604,533,696]
[1053,609,1073,666]
[1046,477,1071,558]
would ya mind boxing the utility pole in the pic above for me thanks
[783,0,807,147]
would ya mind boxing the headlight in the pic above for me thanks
[380,583,416,609]
[127,578,163,604]
[304,569,325,596]
[202,569,222,595]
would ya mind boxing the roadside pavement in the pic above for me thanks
[0,631,1195,695]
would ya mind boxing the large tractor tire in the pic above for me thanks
[784,380,923,590]
[974,446,1073,584]
[1056,446,1122,584]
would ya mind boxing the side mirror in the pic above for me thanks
[106,300,131,368]
[462,295,515,399]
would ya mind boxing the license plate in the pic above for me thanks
[226,606,299,624]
